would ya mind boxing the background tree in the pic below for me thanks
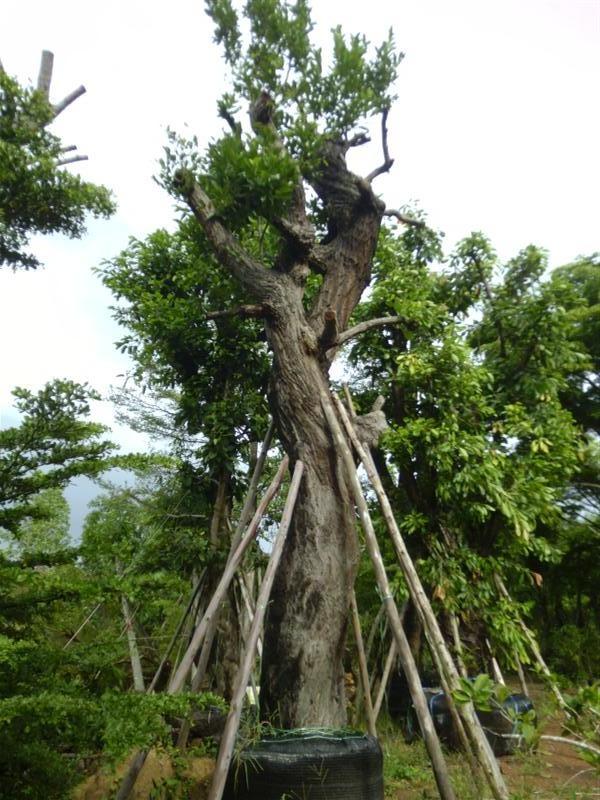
[0,53,114,269]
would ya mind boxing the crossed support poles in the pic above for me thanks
[324,390,511,800]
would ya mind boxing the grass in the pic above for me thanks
[377,707,600,800]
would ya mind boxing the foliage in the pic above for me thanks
[0,69,114,269]
[0,379,115,534]
[347,226,596,673]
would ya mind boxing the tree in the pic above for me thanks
[0,54,114,269]
[102,0,405,727]
[347,227,595,679]
[0,379,115,535]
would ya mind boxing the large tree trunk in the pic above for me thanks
[177,119,384,727]
[260,219,380,727]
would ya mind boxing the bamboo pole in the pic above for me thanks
[322,394,457,800]
[115,459,289,800]
[351,591,377,737]
[207,461,304,800]
[121,596,145,692]
[355,601,386,714]
[486,638,506,686]
[181,422,276,709]
[514,651,529,698]
[331,392,510,800]
[147,574,205,693]
[169,457,289,695]
[373,639,397,722]
[494,574,567,711]
[449,613,468,680]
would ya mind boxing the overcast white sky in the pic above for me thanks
[1,0,599,527]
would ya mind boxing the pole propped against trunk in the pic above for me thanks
[330,391,511,800]
[207,460,305,800]
[321,392,457,800]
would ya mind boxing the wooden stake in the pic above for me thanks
[494,574,567,711]
[331,392,510,800]
[351,591,377,737]
[168,457,289,695]
[373,638,397,722]
[322,394,457,800]
[449,613,468,680]
[121,595,145,692]
[514,651,529,698]
[115,460,289,800]
[207,461,304,800]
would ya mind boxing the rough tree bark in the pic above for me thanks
[175,93,386,727]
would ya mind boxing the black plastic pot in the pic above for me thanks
[392,674,535,756]
[223,730,383,800]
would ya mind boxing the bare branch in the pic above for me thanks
[218,106,241,136]
[0,58,4,73]
[367,107,394,182]
[347,130,371,149]
[384,208,426,227]
[57,154,88,166]
[37,50,54,98]
[336,316,406,347]
[174,169,278,302]
[59,144,77,154]
[206,304,267,320]
[53,85,86,118]
[319,309,339,349]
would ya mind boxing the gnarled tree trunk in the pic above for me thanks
[176,100,386,726]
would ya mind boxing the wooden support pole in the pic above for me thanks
[176,430,276,748]
[207,461,305,800]
[116,460,289,800]
[331,392,510,800]
[351,591,377,737]
[449,613,468,680]
[374,639,397,722]
[493,574,567,711]
[147,574,205,694]
[168,457,289,695]
[121,595,145,692]
[486,638,506,686]
[514,651,529,698]
[322,394,457,800]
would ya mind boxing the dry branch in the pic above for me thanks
[367,108,394,182]
[37,50,54,97]
[335,316,406,348]
[383,208,425,227]
[53,85,86,118]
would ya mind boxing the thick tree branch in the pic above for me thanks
[57,154,88,166]
[53,85,86,118]
[206,304,267,320]
[249,90,310,241]
[367,108,394,182]
[336,316,407,347]
[319,309,339,350]
[383,208,425,227]
[174,169,278,302]
[37,50,54,98]
[346,130,371,149]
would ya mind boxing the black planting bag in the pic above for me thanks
[223,730,383,800]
